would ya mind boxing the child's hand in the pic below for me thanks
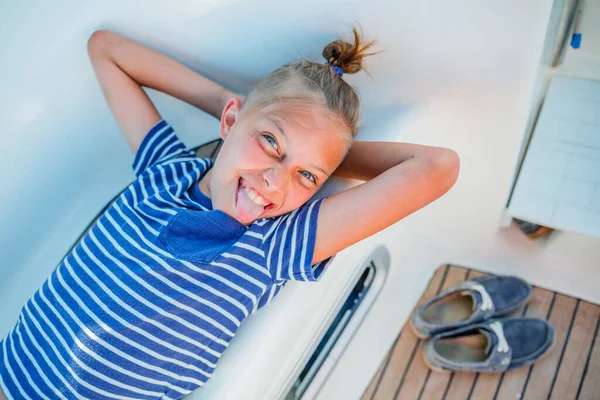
[88,30,238,153]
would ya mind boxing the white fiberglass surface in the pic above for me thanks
[2,1,600,399]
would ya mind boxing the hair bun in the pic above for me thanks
[322,25,378,75]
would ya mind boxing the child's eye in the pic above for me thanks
[300,170,316,183]
[262,134,278,151]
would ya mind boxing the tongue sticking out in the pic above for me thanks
[236,182,267,223]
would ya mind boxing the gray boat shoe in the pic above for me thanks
[423,318,555,373]
[411,275,533,338]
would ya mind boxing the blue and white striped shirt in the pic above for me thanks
[0,120,332,399]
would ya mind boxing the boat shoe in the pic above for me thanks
[423,318,555,372]
[411,275,533,338]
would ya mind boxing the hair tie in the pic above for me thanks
[324,61,344,77]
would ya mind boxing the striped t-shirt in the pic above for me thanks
[0,120,332,400]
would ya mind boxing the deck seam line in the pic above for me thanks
[547,299,580,399]
[575,306,600,400]
[520,292,557,399]
[393,265,451,399]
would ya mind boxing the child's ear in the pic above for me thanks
[219,96,243,140]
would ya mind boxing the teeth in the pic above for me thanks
[243,185,269,206]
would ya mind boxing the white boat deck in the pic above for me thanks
[2,1,600,399]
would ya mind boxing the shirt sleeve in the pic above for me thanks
[262,197,335,282]
[252,281,286,314]
[132,119,194,177]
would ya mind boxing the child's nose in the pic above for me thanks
[263,167,288,193]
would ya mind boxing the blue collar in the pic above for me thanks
[190,178,214,210]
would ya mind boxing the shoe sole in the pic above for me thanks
[409,316,430,339]
[423,349,449,373]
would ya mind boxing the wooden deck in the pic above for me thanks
[361,265,600,400]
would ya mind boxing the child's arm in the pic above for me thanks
[332,140,438,181]
[313,142,459,264]
[87,30,239,154]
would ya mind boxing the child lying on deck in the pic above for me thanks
[0,26,459,399]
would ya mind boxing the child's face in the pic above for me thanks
[209,97,350,225]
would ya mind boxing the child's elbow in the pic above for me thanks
[87,30,112,58]
[431,149,460,191]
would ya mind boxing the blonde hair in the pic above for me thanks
[240,26,379,138]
